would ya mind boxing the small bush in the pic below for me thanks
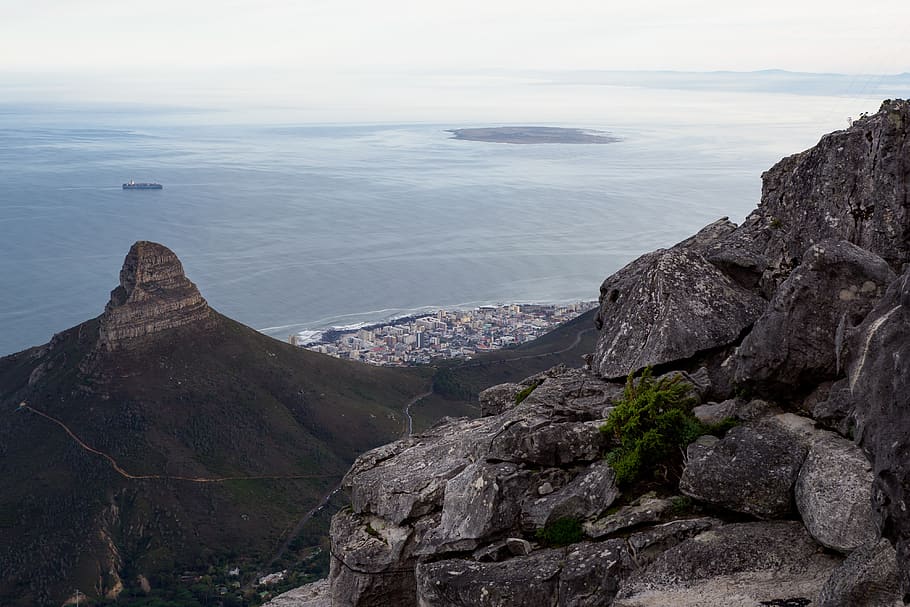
[535,517,584,546]
[515,381,541,404]
[601,368,701,486]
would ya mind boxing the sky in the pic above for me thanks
[1,1,909,120]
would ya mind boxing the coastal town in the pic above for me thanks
[290,302,597,366]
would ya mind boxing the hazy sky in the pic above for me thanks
[2,1,908,120]
[4,0,909,73]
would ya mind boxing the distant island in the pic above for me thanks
[448,126,619,144]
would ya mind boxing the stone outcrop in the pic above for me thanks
[614,522,842,607]
[593,244,765,379]
[732,239,894,392]
[98,241,213,349]
[795,431,877,553]
[705,99,910,294]
[679,416,813,518]
[836,267,910,594]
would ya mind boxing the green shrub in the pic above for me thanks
[515,381,541,404]
[601,368,702,486]
[535,517,584,546]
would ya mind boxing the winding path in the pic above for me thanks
[401,389,433,437]
[18,403,336,483]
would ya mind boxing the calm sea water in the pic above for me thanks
[0,88,884,355]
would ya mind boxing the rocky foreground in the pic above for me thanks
[269,99,910,606]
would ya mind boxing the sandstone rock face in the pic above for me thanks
[733,239,895,391]
[706,99,910,293]
[679,417,812,518]
[614,522,842,607]
[817,539,902,607]
[593,246,766,379]
[795,431,877,553]
[98,241,213,349]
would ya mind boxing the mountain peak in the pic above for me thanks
[98,241,213,349]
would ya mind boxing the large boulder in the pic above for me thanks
[593,246,766,379]
[795,431,877,553]
[817,539,902,607]
[613,521,842,607]
[733,239,895,392]
[679,415,814,518]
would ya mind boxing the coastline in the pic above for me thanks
[286,301,598,366]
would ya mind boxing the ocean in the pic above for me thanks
[0,85,885,355]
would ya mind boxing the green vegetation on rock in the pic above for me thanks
[535,517,584,546]
[601,368,702,486]
[514,381,542,404]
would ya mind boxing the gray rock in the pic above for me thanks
[838,267,910,595]
[705,100,910,295]
[818,539,902,607]
[796,431,877,553]
[557,540,634,607]
[487,419,606,466]
[344,416,497,524]
[584,494,673,539]
[473,538,532,562]
[416,550,563,606]
[692,400,738,425]
[614,521,842,607]
[627,517,721,565]
[521,460,619,530]
[416,540,633,607]
[263,580,329,606]
[479,383,524,417]
[593,245,766,379]
[733,239,894,392]
[679,416,813,518]
[429,462,530,551]
[328,509,419,607]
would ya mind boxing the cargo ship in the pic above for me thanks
[123,179,163,190]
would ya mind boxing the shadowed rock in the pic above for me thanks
[98,241,213,349]
[733,239,895,393]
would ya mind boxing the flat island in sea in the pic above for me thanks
[448,126,619,144]
[289,302,597,366]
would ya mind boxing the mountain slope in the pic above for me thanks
[0,242,431,606]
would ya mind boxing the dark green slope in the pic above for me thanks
[0,312,430,606]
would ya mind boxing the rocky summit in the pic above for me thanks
[267,99,910,607]
[98,241,214,349]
